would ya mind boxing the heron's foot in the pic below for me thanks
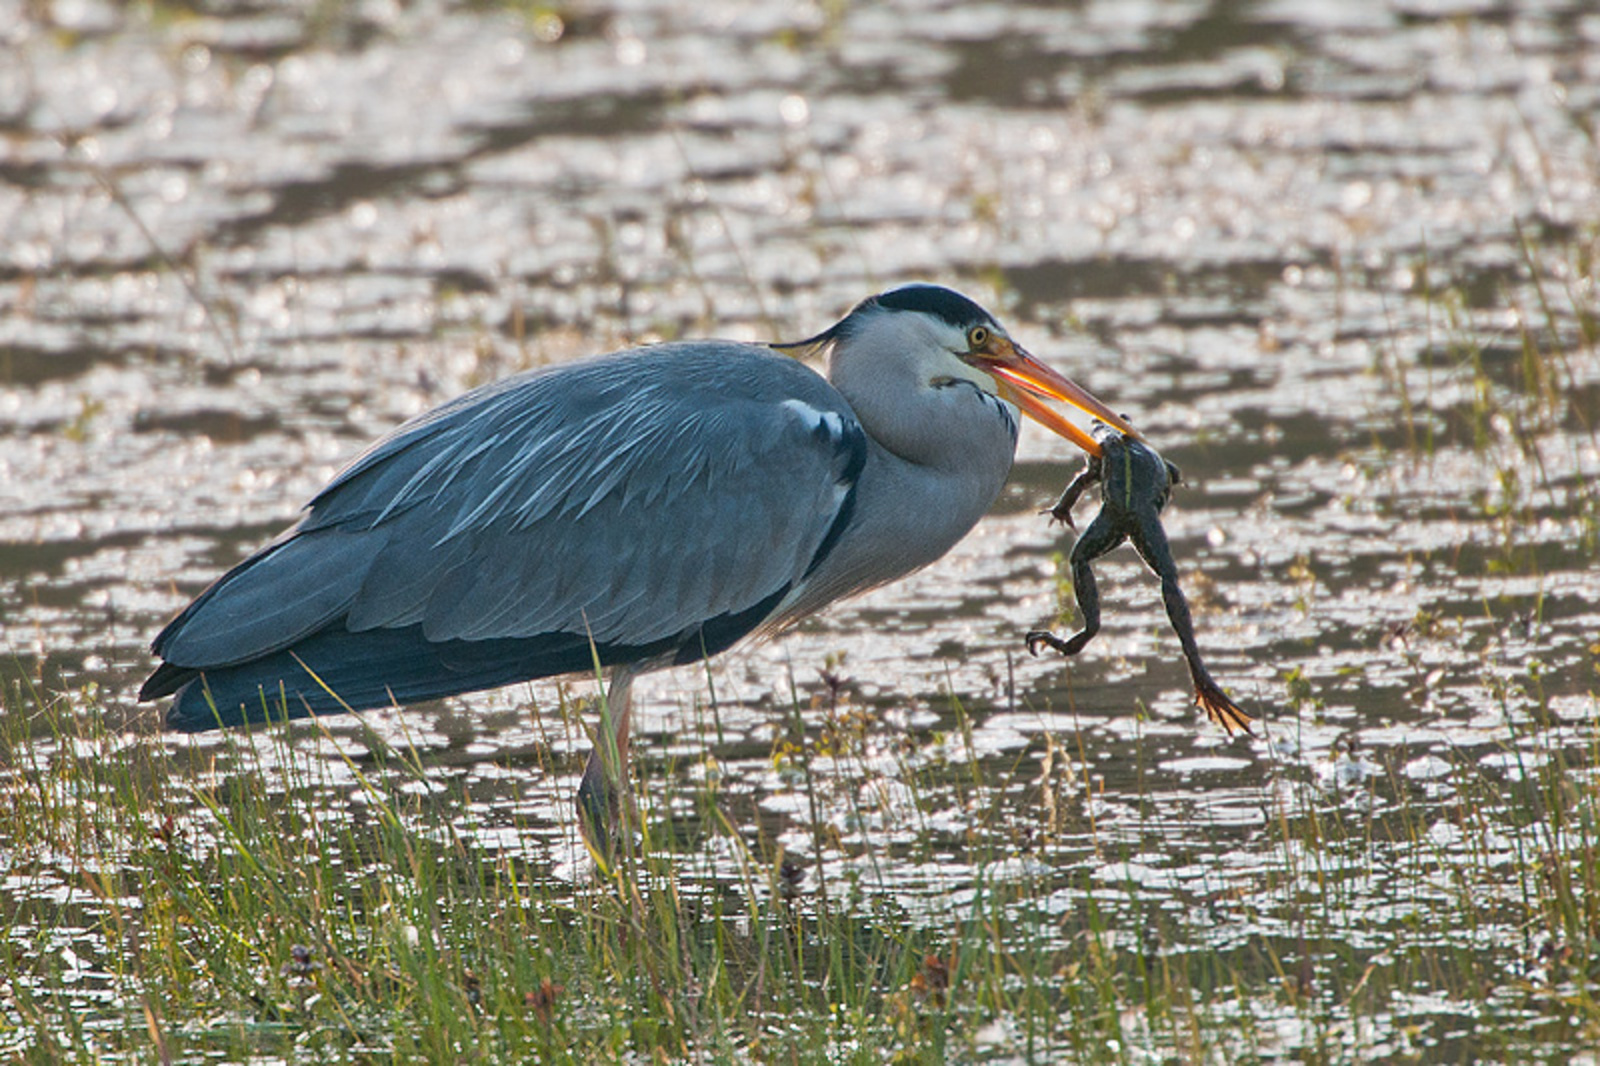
[1026,629,1093,658]
[1193,677,1256,737]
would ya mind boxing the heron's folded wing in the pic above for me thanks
[155,343,865,668]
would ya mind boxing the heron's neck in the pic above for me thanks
[775,414,1016,624]
[833,348,1012,466]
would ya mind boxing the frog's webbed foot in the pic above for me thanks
[1192,675,1255,737]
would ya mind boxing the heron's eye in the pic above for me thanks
[966,325,990,350]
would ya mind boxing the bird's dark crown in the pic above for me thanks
[869,284,995,328]
[773,284,997,354]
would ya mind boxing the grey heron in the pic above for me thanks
[139,284,1137,844]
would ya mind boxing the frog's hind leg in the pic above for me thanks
[1026,516,1122,658]
[1128,528,1255,736]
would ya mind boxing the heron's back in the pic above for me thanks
[144,342,868,729]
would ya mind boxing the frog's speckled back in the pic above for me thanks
[1093,426,1173,517]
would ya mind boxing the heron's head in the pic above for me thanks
[779,284,1138,456]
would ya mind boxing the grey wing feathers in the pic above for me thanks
[154,342,864,669]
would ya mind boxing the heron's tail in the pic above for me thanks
[152,624,601,731]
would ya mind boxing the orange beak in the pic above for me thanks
[970,337,1139,457]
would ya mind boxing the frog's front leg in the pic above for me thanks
[1045,456,1103,529]
[1026,512,1125,657]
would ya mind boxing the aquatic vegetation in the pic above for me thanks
[1,668,1597,1062]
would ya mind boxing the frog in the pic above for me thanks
[1025,422,1255,736]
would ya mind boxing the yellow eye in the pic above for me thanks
[967,325,990,349]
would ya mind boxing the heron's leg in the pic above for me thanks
[1128,524,1254,736]
[577,668,635,859]
[1026,514,1123,657]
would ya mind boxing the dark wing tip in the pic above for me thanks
[139,661,197,702]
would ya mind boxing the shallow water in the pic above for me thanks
[2,0,1598,1059]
